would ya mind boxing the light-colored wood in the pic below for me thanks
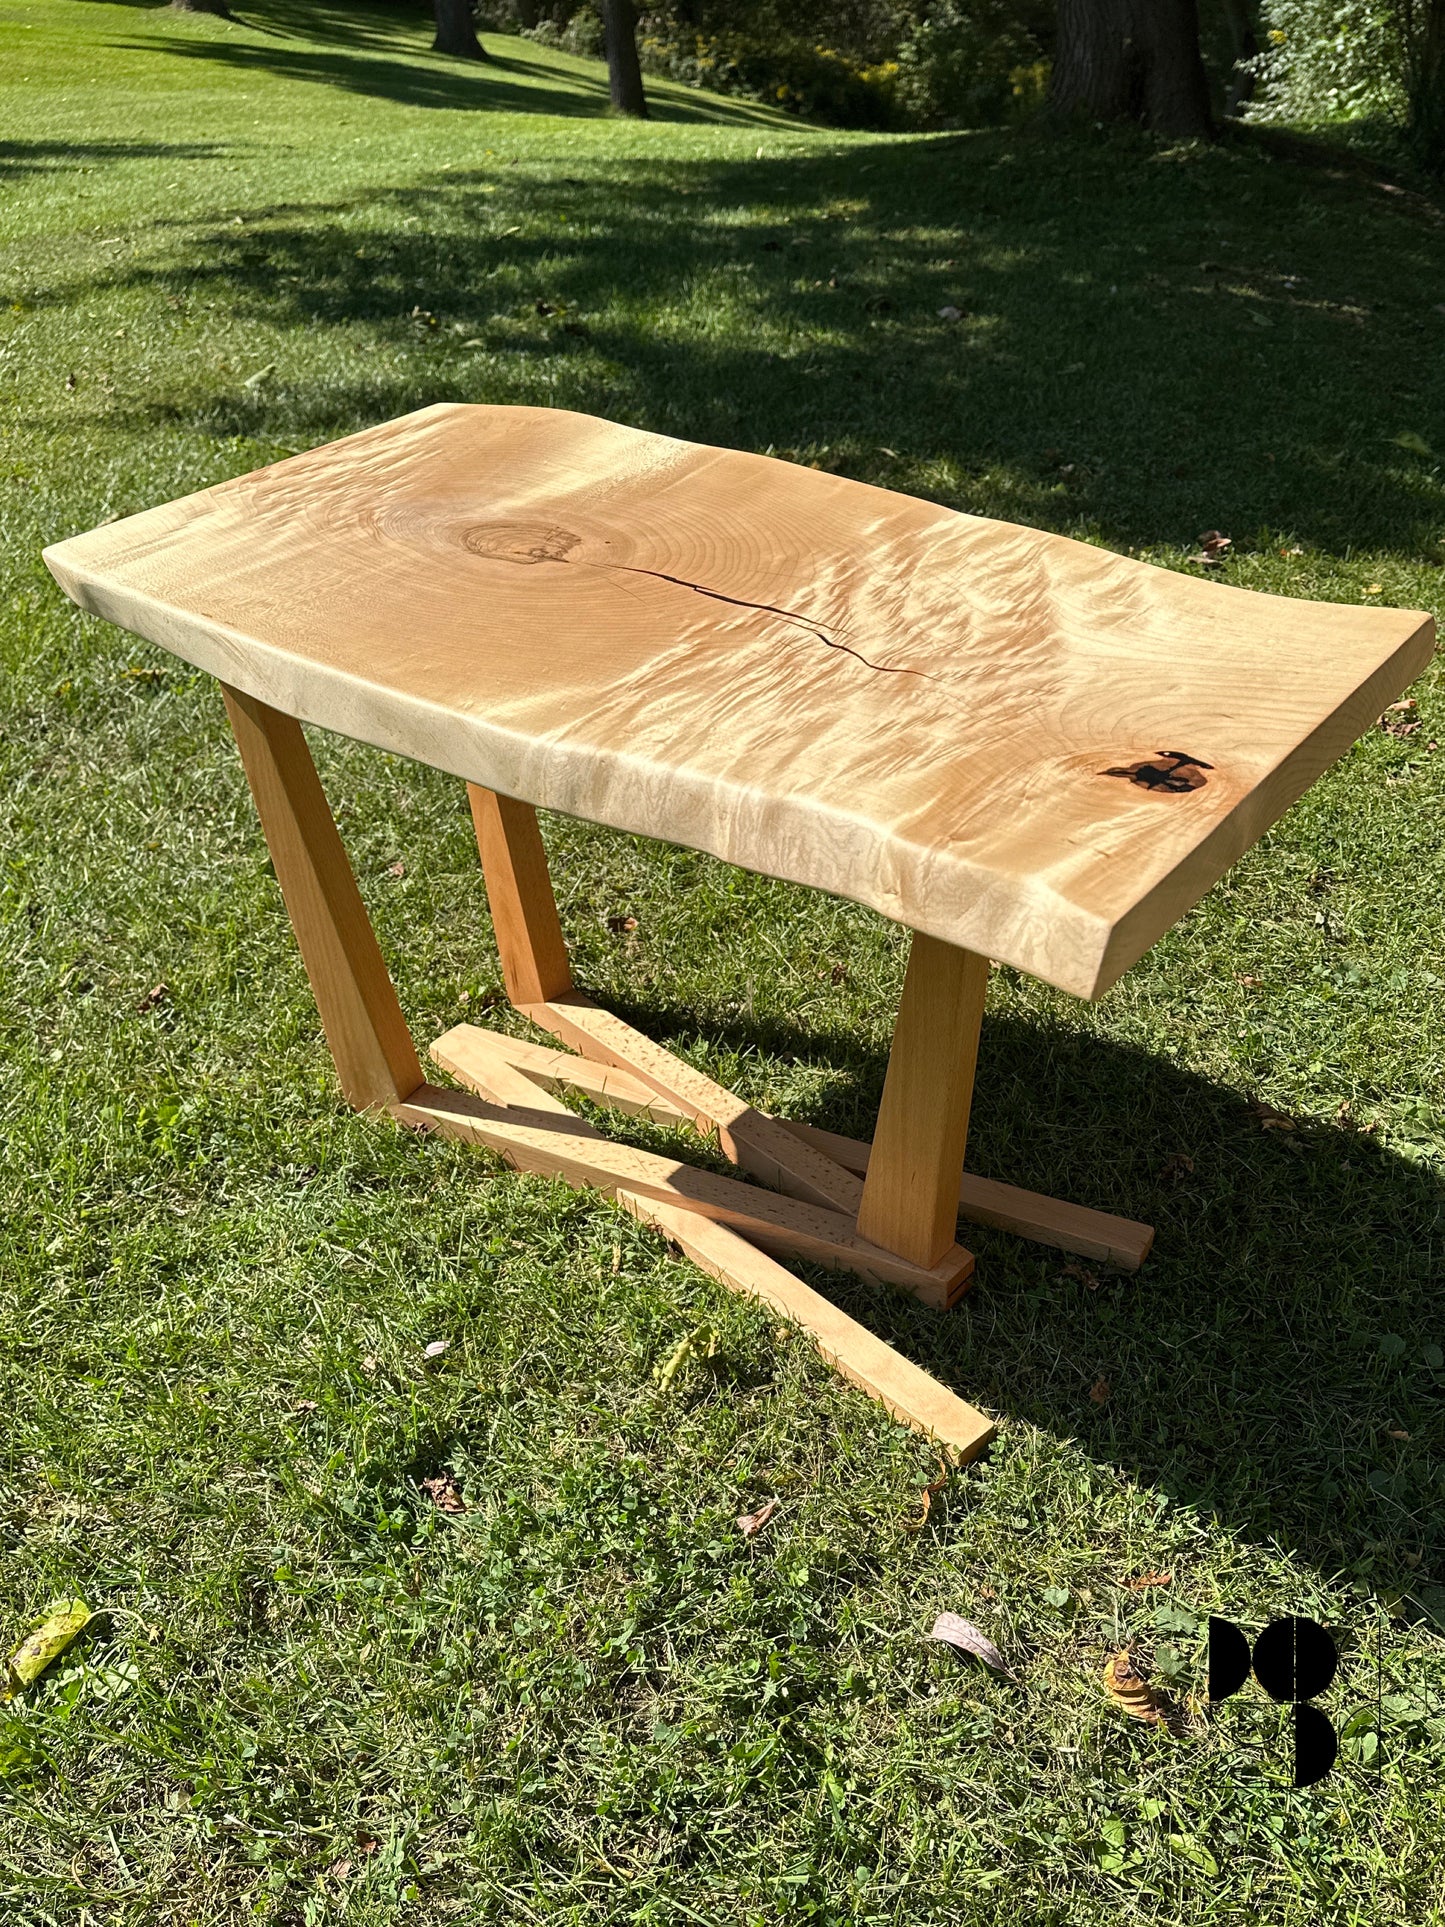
[519,992,865,1216]
[857,937,989,1269]
[439,1022,1154,1267]
[391,1083,974,1307]
[220,684,423,1110]
[44,406,1435,998]
[467,784,573,1005]
[451,1026,694,1126]
[783,1119,1154,1270]
[616,1193,996,1461]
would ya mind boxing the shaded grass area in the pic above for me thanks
[1,1,1444,1921]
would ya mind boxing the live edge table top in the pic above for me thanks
[44,403,1434,1000]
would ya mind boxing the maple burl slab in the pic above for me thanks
[43,404,1433,996]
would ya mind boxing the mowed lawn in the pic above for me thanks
[2,2,1444,1921]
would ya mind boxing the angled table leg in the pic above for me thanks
[221,684,423,1110]
[856,933,989,1268]
[467,784,573,1004]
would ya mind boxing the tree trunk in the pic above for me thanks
[1405,0,1445,172]
[432,0,488,60]
[601,0,648,118]
[1051,0,1213,139]
[170,0,233,15]
[1219,0,1259,115]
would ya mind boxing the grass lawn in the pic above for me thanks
[2,1,1444,1920]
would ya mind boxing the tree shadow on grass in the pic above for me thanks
[81,124,1445,558]
[0,138,227,180]
[596,987,1445,1620]
[117,28,788,124]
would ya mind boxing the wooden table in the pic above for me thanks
[44,404,1434,1460]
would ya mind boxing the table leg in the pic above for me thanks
[467,785,573,1005]
[856,934,989,1269]
[221,684,423,1110]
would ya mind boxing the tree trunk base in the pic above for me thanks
[1051,0,1213,141]
[432,0,488,60]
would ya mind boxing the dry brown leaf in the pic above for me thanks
[138,983,170,1012]
[1386,1427,1411,1441]
[606,913,639,934]
[1189,529,1232,567]
[387,861,406,878]
[1089,1375,1111,1405]
[291,1399,319,1416]
[1102,1648,1168,1724]
[1379,698,1421,739]
[1123,1569,1173,1591]
[1249,1100,1296,1133]
[1234,973,1263,987]
[929,1612,1019,1684]
[903,1454,952,1532]
[737,1498,779,1539]
[420,1473,468,1514]
[1159,1150,1195,1183]
[360,1354,379,1377]
[1061,1260,1102,1291]
[356,1831,379,1857]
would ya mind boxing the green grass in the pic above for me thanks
[2,1,1444,1920]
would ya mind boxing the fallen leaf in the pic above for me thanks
[1123,1570,1173,1591]
[1248,1100,1296,1132]
[291,1399,319,1416]
[1189,529,1232,568]
[653,1322,718,1392]
[1061,1260,1102,1291]
[937,304,964,321]
[610,1243,621,1274]
[1102,1648,1169,1724]
[420,1473,468,1514]
[1234,973,1262,987]
[1089,1375,1111,1404]
[3,1598,92,1702]
[1386,1427,1411,1441]
[929,1612,1019,1684]
[1159,1150,1195,1182]
[606,913,639,934]
[1379,698,1420,739]
[737,1498,778,1538]
[903,1454,951,1532]
[360,1354,379,1376]
[1365,583,1384,595]
[356,1831,379,1856]
[137,982,170,1012]
[387,860,406,878]
[829,960,848,984]
[326,1859,353,1884]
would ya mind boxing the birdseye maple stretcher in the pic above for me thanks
[43,404,1435,1462]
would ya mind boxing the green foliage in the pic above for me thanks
[1250,0,1445,170]
[634,22,902,127]
[891,0,1044,127]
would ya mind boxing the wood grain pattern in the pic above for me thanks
[467,785,573,1005]
[437,1022,1153,1266]
[392,1083,974,1306]
[615,1193,996,1461]
[221,685,423,1110]
[520,992,864,1214]
[44,406,1435,997]
[857,936,989,1267]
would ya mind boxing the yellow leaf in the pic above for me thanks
[3,1598,92,1701]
